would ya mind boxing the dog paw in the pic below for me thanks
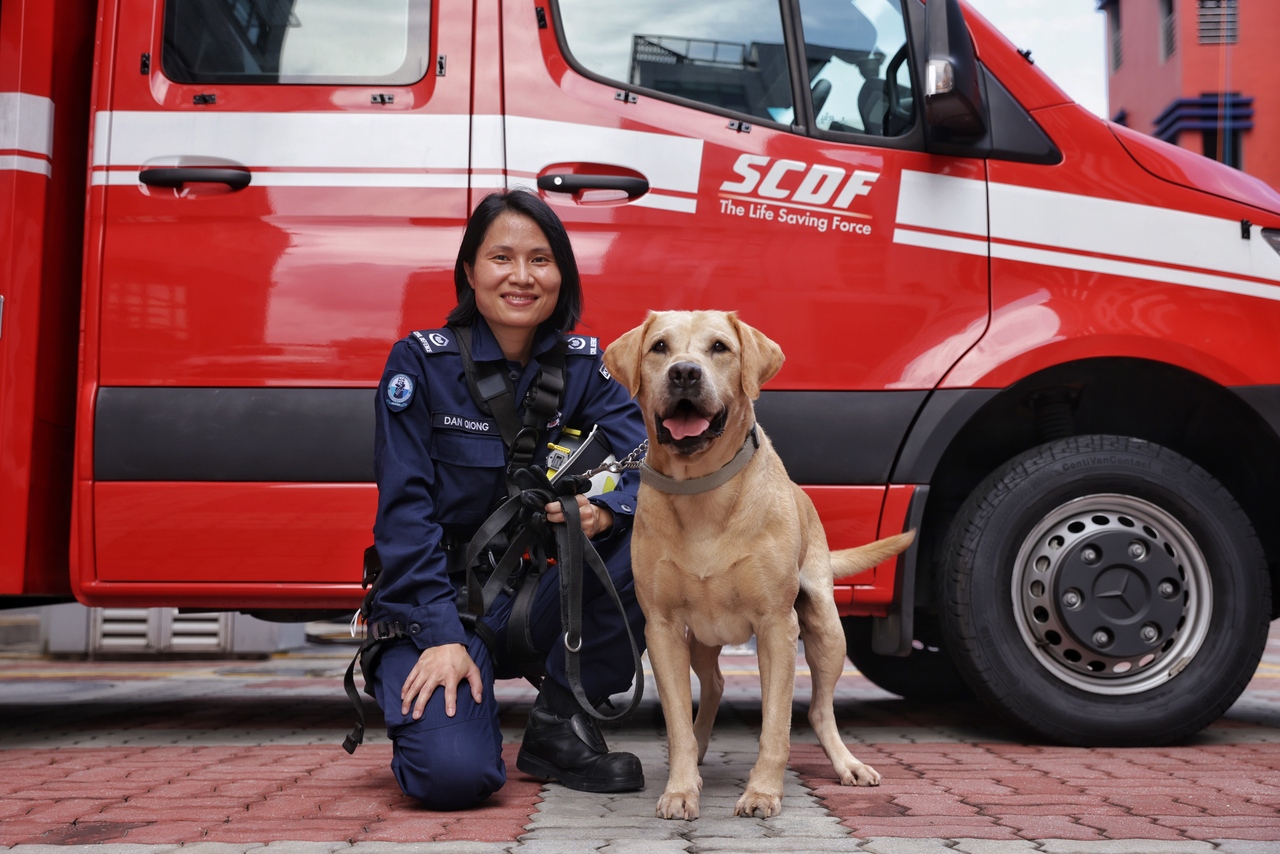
[656,791,700,821]
[733,789,782,818]
[837,761,881,787]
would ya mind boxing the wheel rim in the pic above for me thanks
[1011,493,1213,696]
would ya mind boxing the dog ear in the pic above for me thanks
[730,313,784,399]
[603,314,653,398]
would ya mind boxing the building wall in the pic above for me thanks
[1104,0,1280,191]
[1105,0,1181,134]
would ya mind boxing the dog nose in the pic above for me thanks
[668,361,702,389]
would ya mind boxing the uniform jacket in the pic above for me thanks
[371,318,645,651]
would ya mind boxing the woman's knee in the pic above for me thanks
[391,720,506,810]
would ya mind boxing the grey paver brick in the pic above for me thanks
[951,841,1042,854]
[860,839,957,854]
[1038,841,1217,854]
[690,840,867,852]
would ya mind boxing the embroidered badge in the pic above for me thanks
[385,373,415,411]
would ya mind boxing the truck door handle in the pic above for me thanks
[537,173,649,197]
[139,167,252,190]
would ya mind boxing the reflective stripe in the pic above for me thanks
[90,109,704,212]
[895,169,1280,301]
[0,92,54,177]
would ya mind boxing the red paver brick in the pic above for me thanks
[19,798,120,821]
[245,796,329,819]
[115,821,209,844]
[201,820,370,843]
[352,818,452,842]
[840,817,1012,839]
[892,793,981,816]
[1077,815,1190,839]
[997,814,1103,840]
[437,818,530,841]
[1097,793,1208,816]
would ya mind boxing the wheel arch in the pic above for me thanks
[894,356,1280,619]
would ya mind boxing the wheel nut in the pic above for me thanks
[1129,541,1147,560]
[1141,624,1159,643]
[1081,546,1100,564]
[1158,581,1176,598]
[1062,590,1082,609]
[1092,629,1112,647]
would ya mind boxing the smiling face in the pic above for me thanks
[464,210,562,362]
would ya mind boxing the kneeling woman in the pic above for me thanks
[368,189,647,809]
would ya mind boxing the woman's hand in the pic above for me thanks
[544,493,614,538]
[401,643,483,720]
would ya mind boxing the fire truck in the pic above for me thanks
[4,0,1280,745]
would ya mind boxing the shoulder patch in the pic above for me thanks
[384,373,416,411]
[599,363,612,381]
[564,335,600,356]
[411,328,458,355]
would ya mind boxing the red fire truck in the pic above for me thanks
[4,0,1280,746]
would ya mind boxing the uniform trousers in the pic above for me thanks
[368,532,644,810]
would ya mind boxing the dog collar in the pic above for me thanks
[639,425,760,495]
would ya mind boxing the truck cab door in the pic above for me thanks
[498,0,989,545]
[78,0,471,599]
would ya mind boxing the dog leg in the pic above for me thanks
[688,632,723,764]
[734,613,798,818]
[648,618,703,820]
[797,585,881,787]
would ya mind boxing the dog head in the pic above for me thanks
[604,311,784,458]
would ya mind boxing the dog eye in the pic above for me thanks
[650,340,667,354]
[712,341,730,353]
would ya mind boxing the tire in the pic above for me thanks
[842,615,973,701]
[939,435,1270,746]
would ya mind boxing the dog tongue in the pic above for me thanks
[663,413,711,440]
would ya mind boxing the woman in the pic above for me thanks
[369,189,647,810]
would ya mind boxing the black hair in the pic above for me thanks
[447,189,582,332]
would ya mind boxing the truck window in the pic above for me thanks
[795,0,915,136]
[556,0,794,125]
[161,0,431,85]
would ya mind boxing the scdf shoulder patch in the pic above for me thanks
[411,328,458,355]
[564,334,600,356]
[384,373,416,411]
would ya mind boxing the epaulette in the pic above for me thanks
[562,334,601,357]
[410,328,459,355]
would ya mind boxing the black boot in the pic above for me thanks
[515,680,643,793]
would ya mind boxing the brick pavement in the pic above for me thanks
[1,626,1279,853]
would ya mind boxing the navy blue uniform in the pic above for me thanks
[370,319,646,810]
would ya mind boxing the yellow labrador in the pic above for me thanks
[604,310,914,820]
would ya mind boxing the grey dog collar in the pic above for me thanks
[639,425,760,496]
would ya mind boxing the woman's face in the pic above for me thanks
[465,211,562,352]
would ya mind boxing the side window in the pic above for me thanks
[162,0,432,85]
[556,1,794,125]
[797,0,915,137]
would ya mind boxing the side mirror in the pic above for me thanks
[924,0,985,142]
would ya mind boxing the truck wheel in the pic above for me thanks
[842,615,972,700]
[940,435,1270,745]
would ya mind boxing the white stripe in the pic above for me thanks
[95,111,471,171]
[993,241,1280,303]
[0,154,53,177]
[0,92,54,159]
[896,170,987,237]
[503,115,703,198]
[893,227,988,258]
[990,181,1280,285]
[92,170,470,188]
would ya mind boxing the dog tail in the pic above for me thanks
[829,530,916,585]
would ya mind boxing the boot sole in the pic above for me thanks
[516,749,644,793]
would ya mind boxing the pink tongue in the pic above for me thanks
[663,413,711,440]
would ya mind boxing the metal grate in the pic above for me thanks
[92,608,230,653]
[1197,0,1238,45]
